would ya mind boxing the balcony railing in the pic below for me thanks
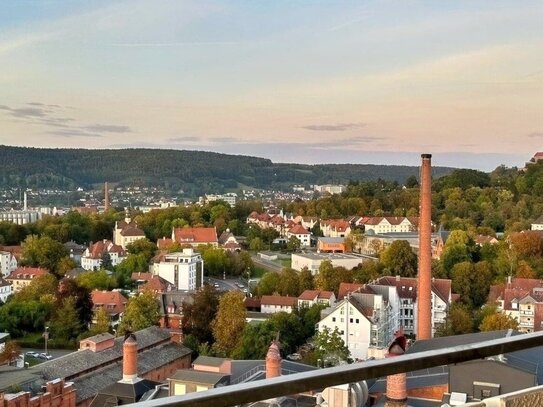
[133,331,543,407]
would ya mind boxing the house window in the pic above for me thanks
[356,319,359,323]
[332,317,336,322]
[350,318,353,323]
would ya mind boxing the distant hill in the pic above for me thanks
[0,145,455,196]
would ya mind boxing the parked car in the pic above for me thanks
[287,353,302,361]
[213,283,220,288]
[25,351,39,358]
[39,353,53,360]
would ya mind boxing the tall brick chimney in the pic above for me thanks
[417,153,432,340]
[122,334,138,382]
[104,182,109,212]
[385,330,407,407]
[265,340,281,379]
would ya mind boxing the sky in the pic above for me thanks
[1,1,543,170]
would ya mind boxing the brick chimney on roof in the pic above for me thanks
[385,330,407,407]
[265,340,281,379]
[417,153,432,340]
[122,334,138,382]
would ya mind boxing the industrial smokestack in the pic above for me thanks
[23,192,27,211]
[104,182,109,212]
[122,334,138,382]
[385,330,407,407]
[417,154,432,340]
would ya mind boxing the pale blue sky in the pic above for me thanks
[1,1,542,169]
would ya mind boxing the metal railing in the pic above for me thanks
[134,331,543,407]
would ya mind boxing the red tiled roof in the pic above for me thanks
[173,227,218,244]
[244,297,261,308]
[131,272,154,282]
[120,225,145,237]
[475,235,497,245]
[298,290,334,301]
[374,276,452,303]
[288,224,310,235]
[88,240,126,259]
[337,283,364,300]
[261,295,297,307]
[91,290,128,316]
[6,267,48,280]
[157,237,174,250]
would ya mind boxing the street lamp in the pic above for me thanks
[43,326,49,356]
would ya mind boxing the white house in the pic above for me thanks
[153,249,204,291]
[286,225,311,247]
[316,291,397,361]
[260,295,297,314]
[113,216,146,249]
[0,251,17,277]
[531,215,543,231]
[0,278,12,303]
[81,240,127,270]
[291,252,367,274]
[297,290,336,309]
[362,217,418,234]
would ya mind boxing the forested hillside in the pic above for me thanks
[0,145,454,194]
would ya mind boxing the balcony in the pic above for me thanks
[131,331,543,407]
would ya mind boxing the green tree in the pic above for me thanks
[0,341,21,365]
[101,252,113,270]
[50,297,83,343]
[117,291,159,335]
[249,237,264,252]
[312,327,350,366]
[20,235,69,276]
[212,291,247,355]
[479,312,519,332]
[278,268,301,296]
[77,270,117,291]
[57,256,77,277]
[380,240,417,277]
[257,272,281,296]
[315,261,353,295]
[89,307,111,336]
[286,236,301,251]
[182,285,220,344]
[126,238,157,261]
[435,303,473,337]
[298,267,314,292]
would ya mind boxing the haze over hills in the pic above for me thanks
[0,145,455,196]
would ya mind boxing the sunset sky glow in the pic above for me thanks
[1,1,543,169]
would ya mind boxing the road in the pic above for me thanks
[251,255,284,273]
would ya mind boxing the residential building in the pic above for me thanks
[170,227,218,248]
[158,291,193,331]
[317,237,346,253]
[291,252,367,274]
[63,241,87,265]
[297,290,336,309]
[131,272,172,294]
[313,184,346,194]
[90,290,128,326]
[320,219,351,238]
[361,217,419,234]
[370,276,452,336]
[81,240,127,270]
[525,151,543,169]
[286,225,311,247]
[113,216,146,249]
[0,251,17,277]
[475,235,499,245]
[218,229,241,251]
[0,278,12,303]
[488,277,543,333]
[261,295,297,314]
[5,267,49,293]
[316,291,398,361]
[203,193,237,206]
[531,215,543,231]
[152,249,204,291]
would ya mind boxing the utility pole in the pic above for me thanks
[43,326,49,355]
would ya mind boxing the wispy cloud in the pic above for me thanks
[208,137,244,143]
[527,132,543,138]
[47,129,102,138]
[81,124,131,133]
[302,122,366,132]
[0,102,132,138]
[167,136,201,142]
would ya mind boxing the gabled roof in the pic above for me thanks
[287,225,310,235]
[158,291,193,316]
[87,240,126,259]
[337,282,374,300]
[173,227,218,244]
[373,276,452,303]
[298,290,334,301]
[475,235,498,245]
[157,237,173,249]
[120,225,145,237]
[91,290,128,316]
[6,266,48,280]
[533,215,543,224]
[261,295,297,307]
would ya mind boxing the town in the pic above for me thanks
[1,151,543,406]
